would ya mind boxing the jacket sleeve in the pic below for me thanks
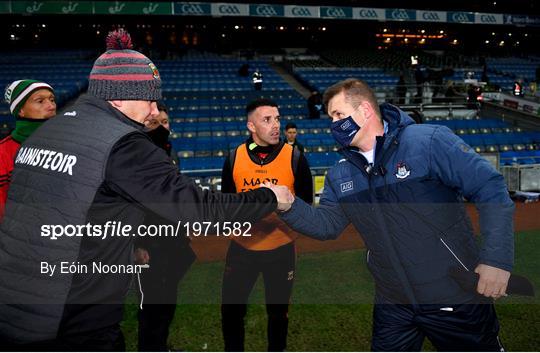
[429,126,515,271]
[0,166,9,221]
[280,171,349,240]
[105,133,277,225]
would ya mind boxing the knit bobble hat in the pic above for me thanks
[88,29,162,101]
[4,79,54,117]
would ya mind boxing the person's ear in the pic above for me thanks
[18,108,26,118]
[109,100,123,108]
[361,101,374,120]
[247,121,256,134]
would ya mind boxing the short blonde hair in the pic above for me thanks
[323,78,381,120]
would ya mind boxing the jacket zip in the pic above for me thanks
[439,237,470,271]
[399,201,473,273]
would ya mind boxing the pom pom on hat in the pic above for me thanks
[88,28,161,101]
[106,28,133,50]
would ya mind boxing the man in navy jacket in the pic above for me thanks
[279,78,514,351]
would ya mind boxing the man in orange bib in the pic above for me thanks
[220,98,313,351]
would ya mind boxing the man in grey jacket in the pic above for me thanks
[0,29,291,351]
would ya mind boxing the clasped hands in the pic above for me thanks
[261,181,295,212]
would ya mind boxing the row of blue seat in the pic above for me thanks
[163,90,302,98]
[179,152,344,172]
[165,98,304,104]
[305,152,342,168]
[181,156,226,171]
[169,131,540,153]
[168,104,306,111]
[164,85,294,93]
[306,78,399,84]
[169,107,307,118]
[460,133,540,150]
[163,78,286,83]
[500,150,540,165]
[171,120,330,131]
[431,119,509,129]
[179,150,540,173]
[300,74,396,79]
[163,82,289,87]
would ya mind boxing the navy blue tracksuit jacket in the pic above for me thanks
[281,103,514,305]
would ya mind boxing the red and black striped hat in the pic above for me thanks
[88,29,161,101]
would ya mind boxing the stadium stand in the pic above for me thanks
[1,49,538,181]
[294,67,399,93]
[155,56,342,175]
[487,57,540,82]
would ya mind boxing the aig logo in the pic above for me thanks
[452,12,472,22]
[480,14,497,23]
[358,9,379,19]
[422,12,440,21]
[179,4,205,15]
[292,7,312,17]
[255,5,277,16]
[326,7,347,18]
[391,9,410,20]
[340,181,354,193]
[218,4,240,15]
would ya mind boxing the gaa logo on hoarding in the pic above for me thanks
[422,12,440,21]
[326,7,347,18]
[358,9,379,19]
[391,9,410,20]
[255,5,277,16]
[179,4,205,15]
[292,7,312,17]
[452,12,472,22]
[480,14,497,23]
[218,4,241,15]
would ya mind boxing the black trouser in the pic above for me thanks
[0,322,125,352]
[138,304,177,352]
[221,241,296,352]
[371,294,504,352]
[137,244,196,352]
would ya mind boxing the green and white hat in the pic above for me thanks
[4,79,54,117]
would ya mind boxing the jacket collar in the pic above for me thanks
[76,94,146,131]
[244,137,285,165]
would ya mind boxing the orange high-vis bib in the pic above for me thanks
[232,143,297,250]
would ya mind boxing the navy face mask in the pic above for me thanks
[331,116,360,147]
